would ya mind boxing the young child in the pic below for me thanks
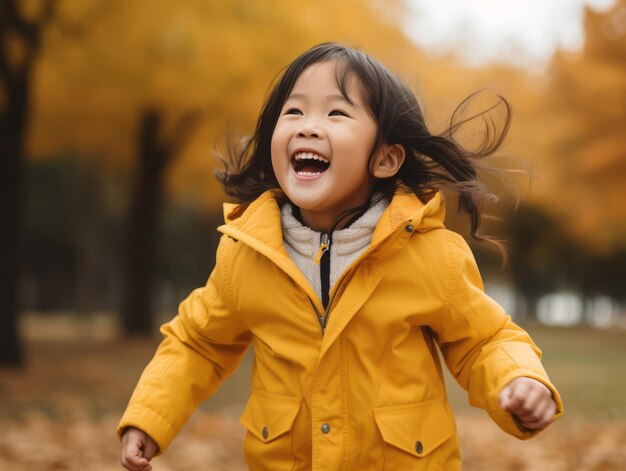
[119,43,563,471]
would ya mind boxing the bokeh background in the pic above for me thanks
[1,0,625,469]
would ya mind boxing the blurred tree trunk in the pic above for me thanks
[120,108,201,335]
[0,1,56,366]
[0,72,28,366]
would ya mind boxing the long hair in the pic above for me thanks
[216,43,514,256]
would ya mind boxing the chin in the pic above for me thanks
[282,181,326,207]
[287,194,326,212]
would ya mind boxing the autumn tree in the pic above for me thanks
[0,0,59,366]
[121,108,203,334]
[26,0,425,337]
[542,0,626,251]
[21,0,571,337]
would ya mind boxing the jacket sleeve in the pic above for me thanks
[433,232,564,439]
[116,236,251,453]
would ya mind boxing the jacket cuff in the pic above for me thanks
[117,403,177,455]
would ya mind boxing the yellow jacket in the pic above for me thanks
[118,189,563,470]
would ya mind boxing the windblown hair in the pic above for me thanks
[216,42,514,256]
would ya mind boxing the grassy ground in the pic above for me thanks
[1,318,625,470]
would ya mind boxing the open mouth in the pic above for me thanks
[291,152,330,176]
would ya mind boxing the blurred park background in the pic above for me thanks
[1,0,625,469]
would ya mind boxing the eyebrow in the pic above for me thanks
[287,92,354,106]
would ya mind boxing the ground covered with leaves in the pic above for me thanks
[1,321,625,470]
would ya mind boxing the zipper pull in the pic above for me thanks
[313,233,330,265]
[318,314,327,335]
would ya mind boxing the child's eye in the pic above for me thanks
[329,109,349,117]
[284,108,303,116]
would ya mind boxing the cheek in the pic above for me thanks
[270,125,288,158]
[270,132,287,181]
[270,130,280,163]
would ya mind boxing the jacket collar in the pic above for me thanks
[220,189,287,252]
[220,187,445,245]
[217,188,446,308]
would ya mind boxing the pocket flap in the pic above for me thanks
[240,390,302,443]
[373,399,454,457]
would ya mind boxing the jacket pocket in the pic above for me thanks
[240,390,302,471]
[373,399,454,470]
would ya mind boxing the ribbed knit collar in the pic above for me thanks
[281,195,390,260]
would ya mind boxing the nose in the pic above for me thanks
[296,120,323,139]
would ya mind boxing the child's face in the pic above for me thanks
[271,61,379,232]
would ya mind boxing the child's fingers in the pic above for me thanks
[518,412,552,430]
[500,377,551,416]
[517,398,557,430]
[143,436,159,461]
[499,381,529,412]
[121,428,158,470]
[121,434,150,470]
[519,383,547,410]
[519,415,551,430]
[498,385,512,410]
[125,458,152,471]
[518,393,554,420]
[121,453,150,471]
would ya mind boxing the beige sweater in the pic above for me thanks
[280,197,389,302]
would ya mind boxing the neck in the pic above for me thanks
[298,206,370,233]
[298,210,333,233]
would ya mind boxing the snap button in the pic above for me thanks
[262,426,269,439]
[415,440,423,454]
[321,423,331,434]
[405,224,414,233]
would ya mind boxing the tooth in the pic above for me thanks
[293,152,329,163]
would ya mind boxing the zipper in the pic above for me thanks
[313,233,330,265]
[308,297,326,335]
[311,272,349,336]
[312,232,333,334]
[320,233,331,310]
[309,220,413,335]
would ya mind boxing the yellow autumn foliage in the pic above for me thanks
[23,0,626,248]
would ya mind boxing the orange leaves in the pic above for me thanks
[535,0,626,250]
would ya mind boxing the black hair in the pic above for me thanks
[216,42,514,256]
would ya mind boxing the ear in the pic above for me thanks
[372,144,405,179]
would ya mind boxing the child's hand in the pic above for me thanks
[121,427,158,471]
[499,377,557,431]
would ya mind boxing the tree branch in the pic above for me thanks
[35,0,57,28]
[5,0,38,41]
[2,0,59,78]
